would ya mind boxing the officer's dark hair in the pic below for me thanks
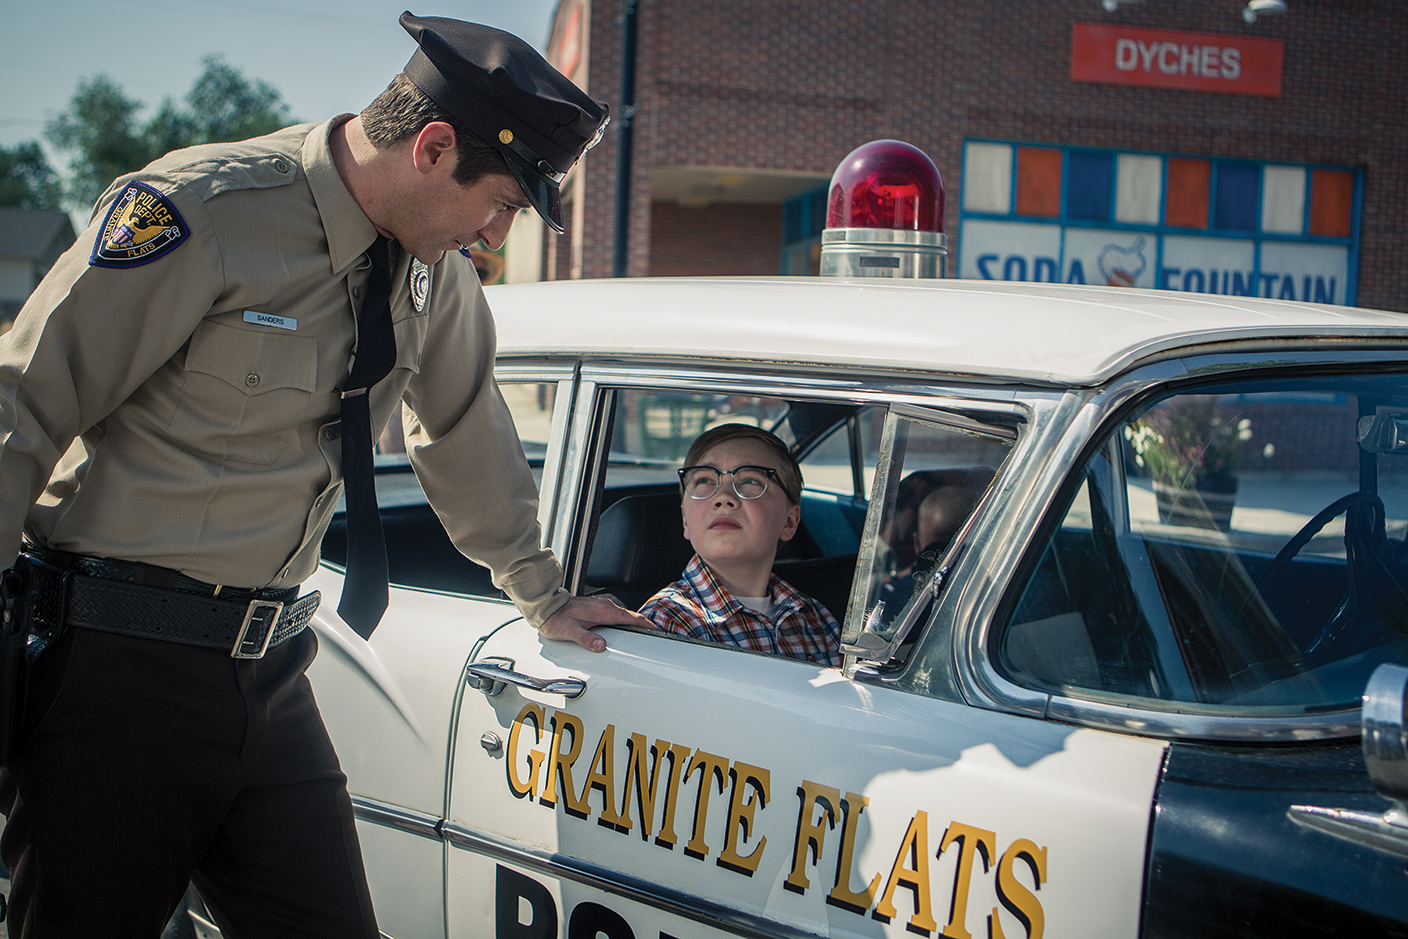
[361,74,510,186]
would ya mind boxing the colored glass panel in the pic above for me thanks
[1261,165,1306,235]
[1214,162,1259,232]
[1164,158,1209,229]
[1016,147,1062,218]
[1066,151,1113,222]
[1310,169,1354,238]
[1115,154,1163,225]
[963,142,1013,214]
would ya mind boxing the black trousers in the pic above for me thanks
[0,624,379,938]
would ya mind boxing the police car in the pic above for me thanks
[203,268,1408,939]
[179,137,1408,937]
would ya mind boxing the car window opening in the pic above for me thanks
[1000,372,1408,717]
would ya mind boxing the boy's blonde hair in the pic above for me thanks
[682,424,803,504]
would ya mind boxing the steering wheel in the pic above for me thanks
[1253,490,1386,664]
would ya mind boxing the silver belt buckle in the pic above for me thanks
[232,599,284,659]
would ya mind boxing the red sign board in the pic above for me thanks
[1071,23,1284,97]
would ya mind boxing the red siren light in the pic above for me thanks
[826,139,945,233]
[819,140,948,279]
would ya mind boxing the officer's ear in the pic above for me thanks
[411,122,458,176]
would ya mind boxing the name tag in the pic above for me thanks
[243,310,297,331]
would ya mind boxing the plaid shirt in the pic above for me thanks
[640,555,841,667]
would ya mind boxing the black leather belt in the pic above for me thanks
[21,550,320,659]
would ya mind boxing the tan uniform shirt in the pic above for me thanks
[0,117,569,626]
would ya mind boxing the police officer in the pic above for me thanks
[0,13,646,937]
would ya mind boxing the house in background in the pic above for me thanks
[0,208,76,331]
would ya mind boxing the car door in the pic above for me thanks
[443,371,1169,939]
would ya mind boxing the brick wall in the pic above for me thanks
[649,202,781,276]
[550,0,1406,310]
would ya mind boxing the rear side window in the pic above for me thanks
[999,372,1408,714]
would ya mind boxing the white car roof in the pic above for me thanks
[486,277,1408,386]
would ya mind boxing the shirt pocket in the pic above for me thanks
[170,320,319,465]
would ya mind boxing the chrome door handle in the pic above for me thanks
[466,657,586,699]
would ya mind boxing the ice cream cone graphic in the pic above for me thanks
[1098,237,1147,288]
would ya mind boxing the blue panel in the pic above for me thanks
[1066,151,1113,222]
[1214,163,1260,232]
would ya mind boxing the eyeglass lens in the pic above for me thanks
[682,466,772,500]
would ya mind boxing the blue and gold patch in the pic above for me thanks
[89,180,189,269]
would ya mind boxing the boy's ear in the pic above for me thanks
[778,503,801,543]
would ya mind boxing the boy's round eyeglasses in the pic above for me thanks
[678,465,780,501]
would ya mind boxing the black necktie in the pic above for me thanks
[337,235,397,638]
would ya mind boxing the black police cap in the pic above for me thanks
[400,11,609,233]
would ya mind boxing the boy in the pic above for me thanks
[640,424,840,666]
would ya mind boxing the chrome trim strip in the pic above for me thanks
[578,362,1036,404]
[350,795,442,842]
[1289,804,1408,859]
[442,822,826,939]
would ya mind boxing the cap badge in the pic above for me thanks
[90,180,189,269]
[498,129,514,144]
[410,259,431,312]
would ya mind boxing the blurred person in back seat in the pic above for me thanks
[877,470,993,613]
[640,424,840,666]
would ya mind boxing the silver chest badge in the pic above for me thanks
[410,260,431,312]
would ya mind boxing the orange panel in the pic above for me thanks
[1309,169,1354,238]
[1016,147,1063,217]
[1164,158,1210,229]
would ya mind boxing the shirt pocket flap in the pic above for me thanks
[185,321,318,395]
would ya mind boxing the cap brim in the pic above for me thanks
[504,158,565,234]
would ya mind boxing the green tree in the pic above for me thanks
[0,141,64,210]
[186,55,290,143]
[45,74,149,209]
[46,57,294,209]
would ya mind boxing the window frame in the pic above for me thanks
[554,362,1035,695]
[840,403,1018,664]
[494,361,580,552]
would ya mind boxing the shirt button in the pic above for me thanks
[353,285,362,299]
[325,426,340,440]
[274,159,289,174]
[245,373,260,387]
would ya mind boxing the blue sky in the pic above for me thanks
[0,0,561,154]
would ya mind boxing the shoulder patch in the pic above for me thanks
[90,180,190,269]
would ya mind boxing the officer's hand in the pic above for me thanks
[538,596,656,652]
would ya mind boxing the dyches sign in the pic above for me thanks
[1071,23,1284,97]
